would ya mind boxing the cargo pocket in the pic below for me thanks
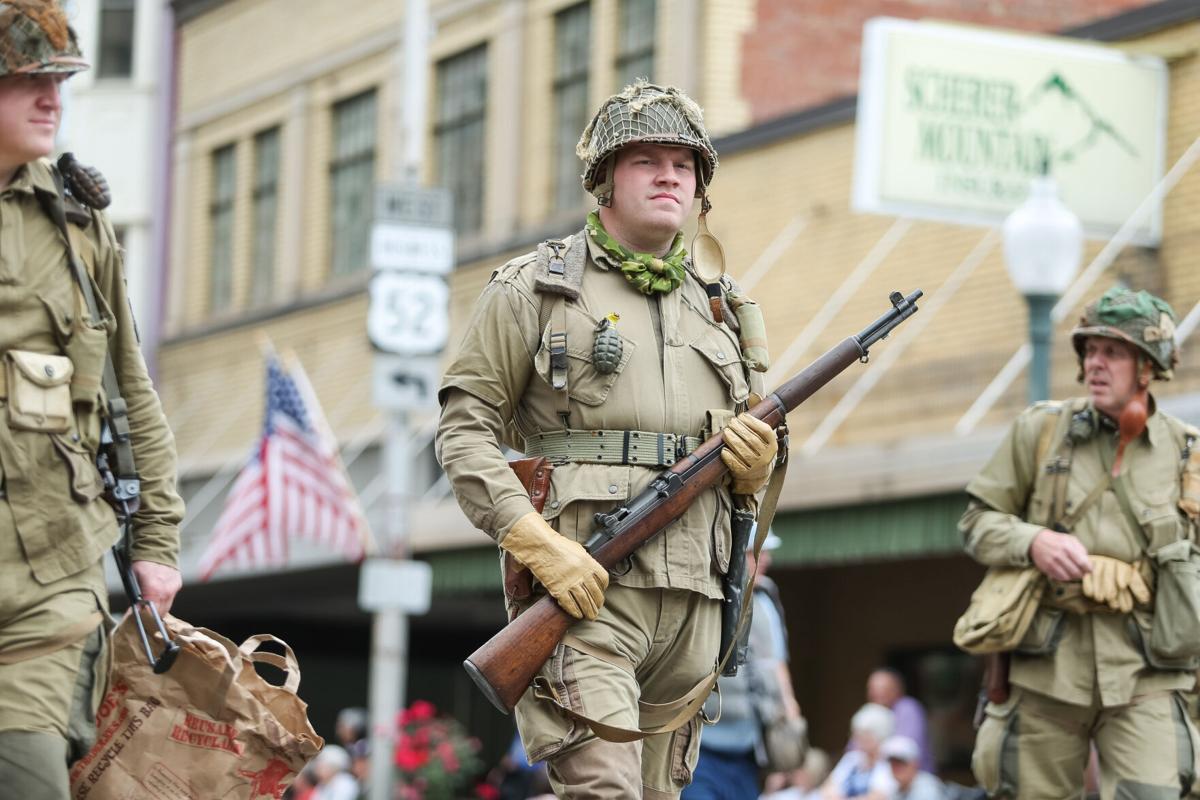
[972,690,1020,797]
[541,464,631,543]
[1171,691,1199,795]
[690,328,749,405]
[520,643,583,763]
[533,308,635,406]
[710,486,732,575]
[1015,606,1066,655]
[669,714,703,785]
[1148,539,1200,667]
[51,434,104,503]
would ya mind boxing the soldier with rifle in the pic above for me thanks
[437,81,781,798]
[441,78,923,797]
[0,2,184,796]
[959,287,1200,798]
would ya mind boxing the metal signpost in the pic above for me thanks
[364,181,452,800]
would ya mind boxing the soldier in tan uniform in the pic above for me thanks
[437,81,778,798]
[962,287,1200,799]
[0,3,184,796]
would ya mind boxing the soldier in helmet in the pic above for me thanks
[0,2,184,795]
[437,81,778,797]
[961,286,1200,797]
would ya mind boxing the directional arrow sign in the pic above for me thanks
[371,354,441,411]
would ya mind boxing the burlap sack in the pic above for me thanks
[953,566,1046,655]
[69,612,323,799]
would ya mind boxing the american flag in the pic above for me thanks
[198,355,367,580]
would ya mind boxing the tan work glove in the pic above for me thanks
[721,413,778,495]
[1082,555,1152,613]
[500,511,609,620]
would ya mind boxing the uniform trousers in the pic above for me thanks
[514,583,721,799]
[973,685,1200,800]
[0,499,109,800]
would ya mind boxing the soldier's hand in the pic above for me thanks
[132,560,182,616]
[1030,529,1092,582]
[721,413,777,495]
[500,511,609,620]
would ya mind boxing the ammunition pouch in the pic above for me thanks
[5,350,74,434]
[953,566,1045,655]
[1146,539,1200,668]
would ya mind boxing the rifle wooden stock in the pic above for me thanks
[465,291,922,713]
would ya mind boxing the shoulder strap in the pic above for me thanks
[33,172,140,511]
[534,233,588,428]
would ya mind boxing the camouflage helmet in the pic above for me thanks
[1071,286,1178,380]
[577,80,718,205]
[0,1,88,78]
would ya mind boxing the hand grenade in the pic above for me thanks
[592,314,623,375]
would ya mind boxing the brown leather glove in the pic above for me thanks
[720,413,778,495]
[1082,555,1151,613]
[499,512,609,620]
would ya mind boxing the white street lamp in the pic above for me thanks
[1002,167,1083,402]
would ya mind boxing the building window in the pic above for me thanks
[435,46,487,236]
[209,145,236,313]
[554,3,591,209]
[250,127,280,305]
[616,0,655,86]
[330,90,377,277]
[96,0,136,79]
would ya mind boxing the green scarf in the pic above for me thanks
[586,211,688,295]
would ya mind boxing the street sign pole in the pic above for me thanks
[366,3,434,799]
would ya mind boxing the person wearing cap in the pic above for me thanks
[880,736,942,800]
[437,80,776,798]
[960,286,1200,797]
[683,530,806,799]
[0,2,184,795]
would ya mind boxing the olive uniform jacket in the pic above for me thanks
[437,231,764,601]
[0,159,183,586]
[960,398,1196,707]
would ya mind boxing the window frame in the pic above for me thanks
[208,144,237,314]
[329,89,378,278]
[434,45,488,237]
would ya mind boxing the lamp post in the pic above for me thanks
[1002,167,1083,403]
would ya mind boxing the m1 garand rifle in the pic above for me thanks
[464,290,923,713]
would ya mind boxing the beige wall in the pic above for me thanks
[160,2,1200,518]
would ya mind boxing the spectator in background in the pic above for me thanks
[865,669,933,773]
[761,748,832,799]
[311,745,359,800]
[684,531,806,800]
[881,737,943,800]
[349,739,370,800]
[822,704,896,800]
[335,707,368,749]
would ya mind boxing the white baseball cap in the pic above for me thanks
[881,735,920,764]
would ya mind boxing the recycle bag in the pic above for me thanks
[69,612,323,799]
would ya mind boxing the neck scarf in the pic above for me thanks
[586,211,687,295]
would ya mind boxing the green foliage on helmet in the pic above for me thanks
[1071,286,1178,380]
[577,80,718,203]
[0,1,88,78]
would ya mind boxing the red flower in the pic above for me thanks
[400,699,437,725]
[395,744,430,772]
[475,783,501,800]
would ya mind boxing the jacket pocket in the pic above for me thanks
[690,328,749,405]
[541,464,631,543]
[7,351,74,434]
[533,308,635,407]
[51,433,105,503]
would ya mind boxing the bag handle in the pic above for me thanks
[239,634,301,693]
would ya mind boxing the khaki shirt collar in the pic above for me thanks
[3,159,58,198]
[584,228,619,271]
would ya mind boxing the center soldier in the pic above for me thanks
[437,81,779,798]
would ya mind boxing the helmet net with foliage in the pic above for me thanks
[577,80,718,202]
[1071,286,1179,380]
[0,1,87,78]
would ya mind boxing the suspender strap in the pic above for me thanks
[34,176,140,507]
